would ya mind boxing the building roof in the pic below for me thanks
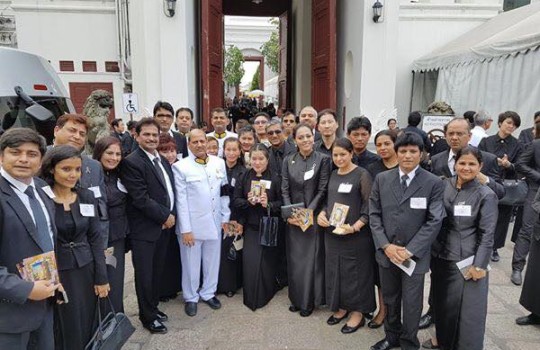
[413,2,540,72]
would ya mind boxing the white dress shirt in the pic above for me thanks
[399,165,420,187]
[470,126,488,147]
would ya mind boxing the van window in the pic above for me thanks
[0,96,72,144]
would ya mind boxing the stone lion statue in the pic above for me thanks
[83,90,114,154]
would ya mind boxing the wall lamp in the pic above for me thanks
[372,1,383,23]
[164,0,177,18]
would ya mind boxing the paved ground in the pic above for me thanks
[123,236,540,350]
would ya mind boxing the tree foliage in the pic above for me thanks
[224,45,245,87]
[261,19,279,73]
[250,67,260,91]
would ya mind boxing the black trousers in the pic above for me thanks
[512,188,537,271]
[494,204,513,250]
[380,264,425,350]
[130,231,169,324]
[0,305,53,350]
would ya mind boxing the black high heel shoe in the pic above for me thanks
[341,317,365,334]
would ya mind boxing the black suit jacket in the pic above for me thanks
[430,150,505,199]
[369,168,446,273]
[171,131,188,159]
[55,189,108,285]
[0,176,57,333]
[516,140,540,191]
[120,148,175,242]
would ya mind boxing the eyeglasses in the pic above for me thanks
[267,130,282,136]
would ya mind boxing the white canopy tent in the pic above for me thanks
[411,2,540,129]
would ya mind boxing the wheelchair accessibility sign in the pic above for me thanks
[122,93,139,114]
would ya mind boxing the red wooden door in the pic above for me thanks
[278,11,290,111]
[68,82,115,121]
[201,0,224,127]
[311,0,337,111]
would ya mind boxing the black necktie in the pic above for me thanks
[153,157,167,186]
[25,187,54,252]
[401,174,409,192]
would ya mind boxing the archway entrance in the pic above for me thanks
[199,0,337,127]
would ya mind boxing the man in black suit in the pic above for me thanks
[153,101,188,159]
[121,118,175,334]
[298,106,322,142]
[110,118,134,157]
[347,116,380,169]
[0,128,61,349]
[402,111,432,154]
[517,111,540,148]
[369,132,445,350]
[175,107,194,135]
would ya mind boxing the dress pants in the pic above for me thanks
[512,188,538,271]
[130,231,169,324]
[179,238,221,303]
[0,304,53,350]
[380,264,425,350]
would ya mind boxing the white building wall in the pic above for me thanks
[10,0,126,118]
[395,0,502,124]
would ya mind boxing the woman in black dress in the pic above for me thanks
[93,136,129,313]
[365,129,398,328]
[238,126,257,169]
[282,123,332,317]
[478,111,522,261]
[156,134,182,301]
[234,144,282,310]
[41,145,109,349]
[431,147,497,350]
[317,138,376,334]
[218,137,246,297]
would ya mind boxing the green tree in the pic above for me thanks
[223,45,245,87]
[250,67,260,91]
[261,19,279,73]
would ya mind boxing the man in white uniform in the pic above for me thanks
[173,129,230,317]
[206,107,237,157]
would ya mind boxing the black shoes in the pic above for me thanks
[327,312,349,325]
[341,317,365,334]
[511,269,522,285]
[421,339,440,349]
[299,309,313,317]
[370,338,400,350]
[185,302,197,317]
[367,319,384,329]
[225,291,235,298]
[156,310,168,322]
[418,312,433,330]
[516,313,540,326]
[289,305,300,312]
[143,319,167,334]
[203,297,222,310]
[491,250,500,262]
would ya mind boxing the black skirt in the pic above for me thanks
[520,238,540,315]
[286,223,325,310]
[217,234,243,294]
[159,228,182,298]
[55,263,97,349]
[243,224,278,310]
[325,227,376,313]
[432,257,488,350]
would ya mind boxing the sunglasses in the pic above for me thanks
[267,130,282,136]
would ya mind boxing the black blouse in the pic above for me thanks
[478,133,522,179]
[104,170,129,243]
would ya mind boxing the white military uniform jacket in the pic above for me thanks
[173,154,230,240]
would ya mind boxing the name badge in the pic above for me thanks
[410,197,427,209]
[117,179,128,193]
[231,178,236,187]
[304,169,315,181]
[80,204,95,217]
[88,186,102,198]
[454,205,472,217]
[260,179,272,190]
[42,186,56,199]
[338,183,352,193]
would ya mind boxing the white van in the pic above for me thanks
[0,47,75,143]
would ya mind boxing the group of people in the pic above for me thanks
[1,100,539,350]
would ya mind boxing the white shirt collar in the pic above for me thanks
[141,148,160,162]
[448,149,457,161]
[399,165,420,181]
[1,168,35,193]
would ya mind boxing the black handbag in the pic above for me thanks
[85,297,135,350]
[499,179,528,206]
[259,206,279,247]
